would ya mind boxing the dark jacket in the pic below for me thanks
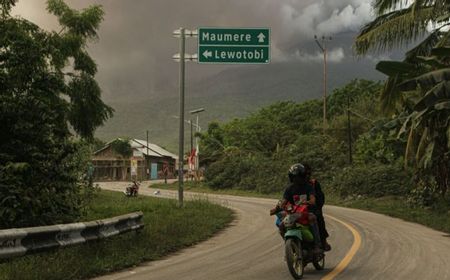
[310,179,325,211]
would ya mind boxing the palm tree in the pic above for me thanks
[354,0,450,196]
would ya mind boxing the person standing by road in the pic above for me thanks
[304,163,331,251]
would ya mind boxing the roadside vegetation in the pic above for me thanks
[0,0,113,229]
[152,180,450,234]
[193,79,450,232]
[191,0,450,231]
[0,190,234,280]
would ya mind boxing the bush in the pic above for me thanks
[0,141,93,229]
[0,1,111,229]
[331,163,413,198]
[205,148,251,190]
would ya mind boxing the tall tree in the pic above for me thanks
[0,0,113,228]
[354,0,449,196]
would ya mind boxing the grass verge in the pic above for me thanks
[326,193,450,233]
[0,190,234,280]
[151,181,450,234]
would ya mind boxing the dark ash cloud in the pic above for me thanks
[12,0,374,101]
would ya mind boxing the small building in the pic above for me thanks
[92,138,178,181]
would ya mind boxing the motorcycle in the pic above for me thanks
[124,181,140,197]
[270,199,325,279]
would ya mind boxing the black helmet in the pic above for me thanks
[288,163,306,180]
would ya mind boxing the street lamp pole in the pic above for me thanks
[190,119,193,153]
[190,108,205,172]
[314,35,332,128]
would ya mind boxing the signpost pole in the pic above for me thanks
[178,27,185,207]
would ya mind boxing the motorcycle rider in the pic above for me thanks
[304,163,331,251]
[274,163,323,254]
[125,180,140,196]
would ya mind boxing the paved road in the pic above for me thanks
[96,182,450,280]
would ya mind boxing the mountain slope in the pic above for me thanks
[95,59,383,152]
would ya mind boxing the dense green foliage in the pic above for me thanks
[199,79,416,198]
[0,0,112,228]
[0,190,234,280]
[355,0,450,197]
[331,163,413,198]
[110,138,132,158]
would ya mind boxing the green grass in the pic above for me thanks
[0,190,234,280]
[152,181,450,234]
[326,194,450,234]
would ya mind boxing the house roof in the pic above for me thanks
[132,139,178,159]
[94,138,178,160]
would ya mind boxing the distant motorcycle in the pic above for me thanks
[270,199,325,279]
[124,181,140,197]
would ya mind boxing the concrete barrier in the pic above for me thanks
[0,211,144,261]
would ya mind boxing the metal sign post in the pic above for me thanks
[173,28,198,207]
[172,27,270,207]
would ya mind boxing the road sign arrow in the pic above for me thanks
[203,50,212,58]
[257,33,266,43]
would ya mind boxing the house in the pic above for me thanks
[92,138,178,181]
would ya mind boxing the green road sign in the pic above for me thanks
[199,46,269,63]
[198,27,270,64]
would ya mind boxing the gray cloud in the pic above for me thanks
[12,0,374,101]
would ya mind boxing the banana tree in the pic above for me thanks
[355,0,450,196]
[376,48,450,196]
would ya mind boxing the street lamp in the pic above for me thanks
[171,116,201,152]
[189,108,205,171]
[314,35,332,128]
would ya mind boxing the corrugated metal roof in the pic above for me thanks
[93,138,178,160]
[132,139,178,159]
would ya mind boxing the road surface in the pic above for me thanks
[96,181,450,280]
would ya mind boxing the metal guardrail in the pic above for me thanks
[0,211,144,261]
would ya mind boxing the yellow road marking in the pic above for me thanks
[321,215,362,280]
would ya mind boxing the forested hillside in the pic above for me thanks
[95,60,383,151]
[199,79,448,211]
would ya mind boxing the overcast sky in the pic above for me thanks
[12,0,376,101]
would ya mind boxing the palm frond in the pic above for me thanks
[405,30,442,62]
[355,6,434,55]
[374,0,409,15]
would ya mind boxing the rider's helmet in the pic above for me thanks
[288,163,307,182]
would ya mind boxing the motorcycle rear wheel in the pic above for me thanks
[285,238,304,279]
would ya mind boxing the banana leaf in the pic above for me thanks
[414,81,450,111]
[399,69,450,91]
[376,60,417,76]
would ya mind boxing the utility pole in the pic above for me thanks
[314,35,332,128]
[190,119,193,153]
[173,28,197,207]
[146,130,149,179]
[190,108,205,172]
[347,95,353,164]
